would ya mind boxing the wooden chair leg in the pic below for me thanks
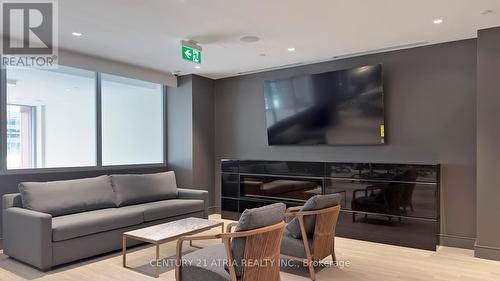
[331,238,336,262]
[307,259,316,281]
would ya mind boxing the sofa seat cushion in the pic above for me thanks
[122,199,205,222]
[19,175,115,217]
[52,208,143,242]
[181,244,230,281]
[281,229,313,258]
[110,171,178,207]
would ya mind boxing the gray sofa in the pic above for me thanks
[2,171,209,271]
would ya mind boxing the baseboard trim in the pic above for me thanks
[439,234,476,249]
[474,243,500,261]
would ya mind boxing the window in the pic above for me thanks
[101,74,164,166]
[6,66,96,169]
[3,66,165,171]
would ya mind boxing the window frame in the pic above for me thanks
[0,64,168,175]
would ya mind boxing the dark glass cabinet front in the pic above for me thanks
[326,163,439,183]
[221,160,440,251]
[221,173,239,198]
[240,175,322,202]
[324,179,437,219]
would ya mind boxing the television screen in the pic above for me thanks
[264,64,384,145]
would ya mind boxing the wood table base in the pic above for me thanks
[122,219,224,278]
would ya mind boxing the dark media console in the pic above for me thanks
[221,160,440,251]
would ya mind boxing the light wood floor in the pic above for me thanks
[1,214,499,281]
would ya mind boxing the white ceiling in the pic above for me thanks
[56,0,500,79]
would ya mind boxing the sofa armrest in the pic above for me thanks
[177,188,209,218]
[3,207,53,271]
[2,193,23,210]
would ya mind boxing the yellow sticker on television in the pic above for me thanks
[380,125,385,137]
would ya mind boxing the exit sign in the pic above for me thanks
[182,45,201,64]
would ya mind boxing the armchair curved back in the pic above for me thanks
[292,205,341,261]
[222,221,285,281]
[311,205,341,260]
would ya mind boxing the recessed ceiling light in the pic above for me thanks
[433,19,443,24]
[71,32,83,37]
[259,53,266,57]
[240,36,260,43]
[194,66,201,69]
[287,47,296,52]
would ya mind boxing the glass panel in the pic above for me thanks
[336,211,438,250]
[240,175,322,202]
[238,160,324,177]
[325,179,437,219]
[6,66,96,169]
[326,162,439,183]
[222,173,239,198]
[221,159,239,173]
[101,74,163,166]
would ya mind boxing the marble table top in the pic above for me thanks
[123,217,223,242]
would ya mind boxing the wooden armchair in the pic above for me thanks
[176,221,284,281]
[281,204,341,281]
[176,221,285,281]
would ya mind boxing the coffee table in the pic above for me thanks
[122,217,224,278]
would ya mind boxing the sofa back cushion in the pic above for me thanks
[230,203,285,277]
[111,171,178,207]
[285,194,341,238]
[19,175,115,217]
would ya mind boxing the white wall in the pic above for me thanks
[59,49,177,87]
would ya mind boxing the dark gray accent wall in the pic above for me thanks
[167,75,194,187]
[214,39,477,247]
[192,75,215,206]
[476,26,500,260]
[167,75,216,206]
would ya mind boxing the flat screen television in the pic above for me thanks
[264,64,384,145]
